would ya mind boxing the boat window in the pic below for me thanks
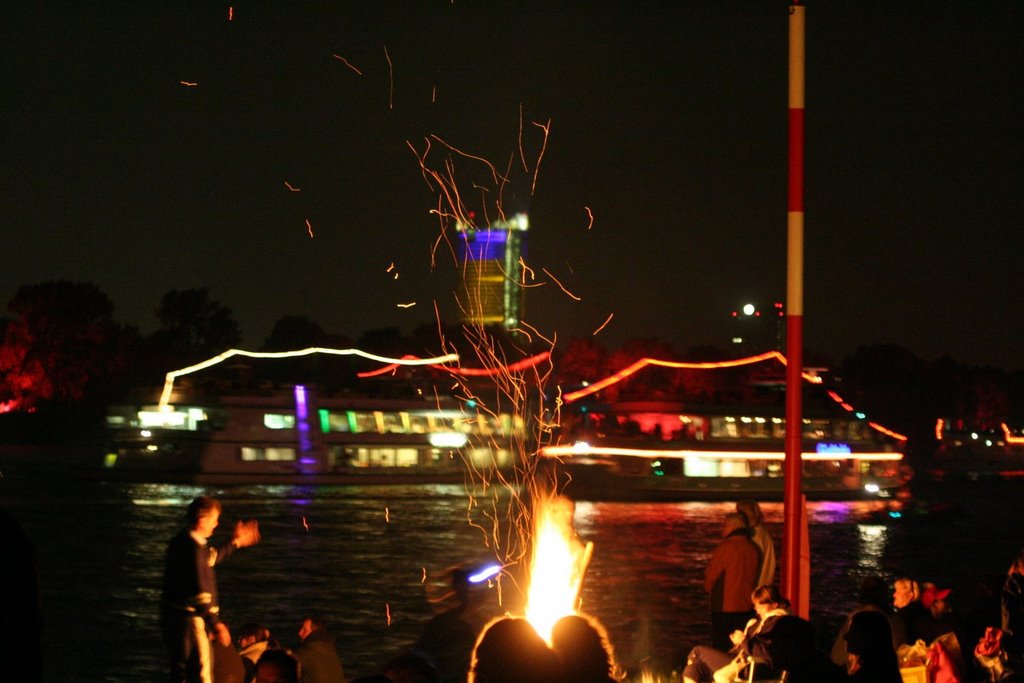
[802,419,830,440]
[710,417,739,439]
[241,446,296,461]
[684,457,719,477]
[345,447,420,467]
[380,412,406,434]
[720,460,751,477]
[407,414,430,434]
[263,414,295,430]
[802,459,847,477]
[351,412,379,434]
[322,412,351,433]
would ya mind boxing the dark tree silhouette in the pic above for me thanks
[147,287,241,366]
[556,337,608,389]
[260,315,345,351]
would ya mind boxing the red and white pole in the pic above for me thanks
[783,0,808,619]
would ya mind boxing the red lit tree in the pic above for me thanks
[0,281,123,410]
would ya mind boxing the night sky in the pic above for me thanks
[2,2,1021,370]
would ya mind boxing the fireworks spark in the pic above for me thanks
[284,181,301,192]
[301,516,309,532]
[305,219,314,238]
[584,206,594,230]
[541,268,581,301]
[180,81,198,87]
[530,118,551,194]
[383,45,393,109]
[397,302,416,308]
[592,313,614,336]
[331,54,363,76]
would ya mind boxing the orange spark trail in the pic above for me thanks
[331,54,363,76]
[302,516,310,532]
[384,507,390,524]
[228,6,233,21]
[383,45,394,109]
[429,134,504,187]
[593,313,614,336]
[517,104,529,172]
[421,568,427,583]
[305,219,314,238]
[180,81,198,87]
[284,181,301,192]
[385,603,391,626]
[518,257,536,284]
[584,206,594,229]
[397,302,416,308]
[530,118,551,194]
[542,268,581,301]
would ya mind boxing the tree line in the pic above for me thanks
[1,280,1021,450]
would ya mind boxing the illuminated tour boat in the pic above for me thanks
[540,352,911,501]
[101,347,536,485]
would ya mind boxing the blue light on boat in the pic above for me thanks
[816,442,852,454]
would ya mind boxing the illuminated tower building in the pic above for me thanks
[455,212,529,329]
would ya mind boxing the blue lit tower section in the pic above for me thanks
[455,212,529,329]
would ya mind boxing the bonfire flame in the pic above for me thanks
[524,495,594,643]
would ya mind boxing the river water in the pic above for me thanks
[2,453,1021,682]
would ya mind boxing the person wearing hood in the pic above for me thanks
[295,617,345,683]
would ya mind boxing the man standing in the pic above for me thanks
[704,512,760,652]
[295,616,346,683]
[161,496,260,683]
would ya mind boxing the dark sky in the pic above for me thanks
[2,2,1021,370]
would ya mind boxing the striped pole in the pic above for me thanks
[783,0,808,619]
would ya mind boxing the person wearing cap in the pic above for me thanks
[910,583,958,644]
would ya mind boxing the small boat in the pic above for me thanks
[918,420,1024,482]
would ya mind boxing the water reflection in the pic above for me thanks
[4,471,1023,681]
[856,524,889,573]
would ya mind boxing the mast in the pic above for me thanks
[783,0,808,618]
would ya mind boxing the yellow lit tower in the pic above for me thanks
[455,212,529,330]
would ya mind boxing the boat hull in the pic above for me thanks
[543,459,907,502]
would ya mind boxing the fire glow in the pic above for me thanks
[523,496,594,643]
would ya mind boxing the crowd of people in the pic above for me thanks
[161,496,1024,683]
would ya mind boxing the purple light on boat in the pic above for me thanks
[294,384,316,464]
